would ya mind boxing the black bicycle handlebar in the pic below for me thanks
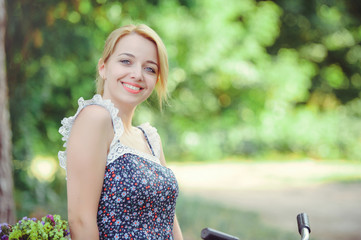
[201,213,311,240]
[201,228,239,240]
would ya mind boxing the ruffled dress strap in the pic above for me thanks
[137,122,161,159]
[58,94,123,173]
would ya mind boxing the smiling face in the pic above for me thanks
[99,33,159,109]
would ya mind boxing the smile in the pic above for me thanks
[122,82,143,94]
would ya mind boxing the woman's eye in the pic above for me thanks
[120,59,131,64]
[145,67,157,74]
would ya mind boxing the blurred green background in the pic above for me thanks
[5,0,361,239]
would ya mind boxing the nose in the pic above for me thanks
[130,65,143,81]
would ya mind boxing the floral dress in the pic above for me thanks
[58,94,179,240]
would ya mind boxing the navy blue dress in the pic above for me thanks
[58,95,179,240]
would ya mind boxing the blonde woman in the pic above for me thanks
[59,24,183,240]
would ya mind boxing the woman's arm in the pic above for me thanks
[173,214,184,240]
[66,105,113,240]
[159,141,184,240]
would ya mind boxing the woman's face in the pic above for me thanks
[100,33,159,108]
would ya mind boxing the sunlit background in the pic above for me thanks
[4,0,361,239]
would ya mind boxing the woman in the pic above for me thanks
[58,24,183,240]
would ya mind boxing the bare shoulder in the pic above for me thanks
[70,105,114,143]
[76,104,112,123]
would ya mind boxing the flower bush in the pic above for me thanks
[0,214,69,240]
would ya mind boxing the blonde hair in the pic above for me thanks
[96,24,168,107]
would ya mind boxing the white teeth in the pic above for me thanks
[123,83,141,91]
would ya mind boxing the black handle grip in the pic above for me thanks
[201,228,239,240]
[297,213,311,234]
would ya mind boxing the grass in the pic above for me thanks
[176,194,302,240]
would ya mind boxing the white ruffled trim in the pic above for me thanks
[106,122,161,166]
[58,94,161,174]
[107,144,160,166]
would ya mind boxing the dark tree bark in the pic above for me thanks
[0,0,15,224]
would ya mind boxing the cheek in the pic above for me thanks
[108,71,128,83]
[149,78,158,89]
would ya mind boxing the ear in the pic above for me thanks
[98,58,106,79]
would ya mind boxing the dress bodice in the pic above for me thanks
[97,152,178,239]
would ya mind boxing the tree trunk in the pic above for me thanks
[0,0,15,224]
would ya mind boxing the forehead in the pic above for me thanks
[112,33,158,62]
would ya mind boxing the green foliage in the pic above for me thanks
[1,215,69,240]
[7,0,361,161]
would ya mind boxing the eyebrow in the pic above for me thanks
[118,53,159,68]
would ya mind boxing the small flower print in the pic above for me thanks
[96,145,179,239]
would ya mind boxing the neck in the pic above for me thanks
[100,94,139,133]
[114,102,136,133]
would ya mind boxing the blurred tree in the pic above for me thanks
[271,0,361,105]
[0,0,15,224]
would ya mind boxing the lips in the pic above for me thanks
[121,82,143,94]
